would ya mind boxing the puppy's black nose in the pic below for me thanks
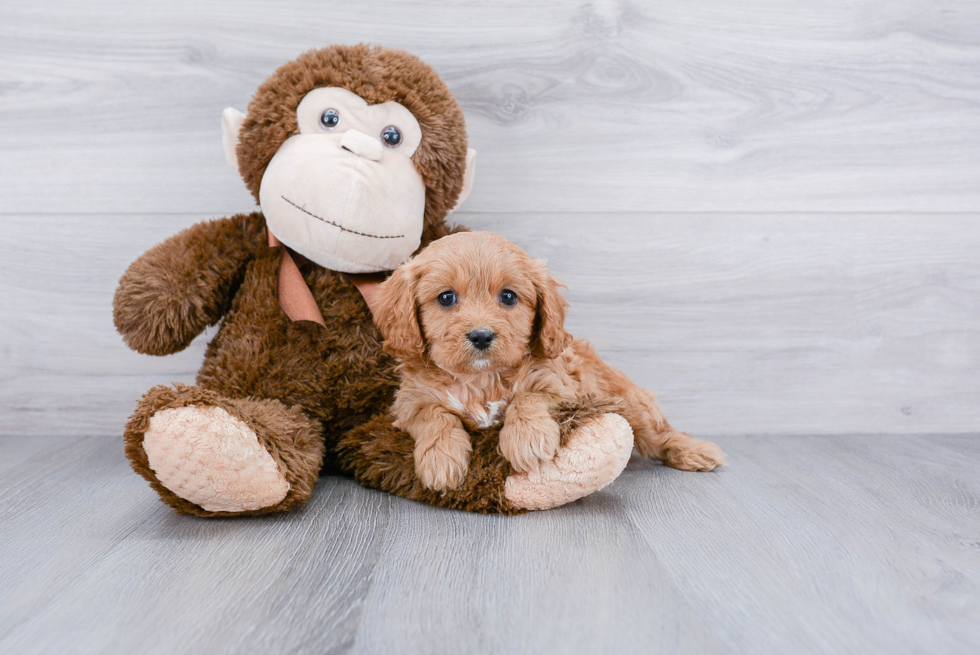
[467,329,495,351]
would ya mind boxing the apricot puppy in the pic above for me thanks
[373,232,724,491]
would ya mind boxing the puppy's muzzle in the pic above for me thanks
[467,329,495,351]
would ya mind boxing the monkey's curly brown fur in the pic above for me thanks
[114,45,526,516]
[115,211,484,516]
[115,44,626,517]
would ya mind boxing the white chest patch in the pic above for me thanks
[446,393,508,429]
[480,400,508,429]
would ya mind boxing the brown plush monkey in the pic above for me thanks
[113,44,634,516]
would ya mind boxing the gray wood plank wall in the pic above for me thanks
[2,0,979,437]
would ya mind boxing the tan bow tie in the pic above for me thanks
[267,229,384,325]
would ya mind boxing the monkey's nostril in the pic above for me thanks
[339,129,384,161]
[467,330,495,351]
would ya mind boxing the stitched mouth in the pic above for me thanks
[281,196,405,240]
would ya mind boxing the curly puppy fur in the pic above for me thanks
[374,232,724,490]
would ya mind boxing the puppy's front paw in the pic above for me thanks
[499,415,562,474]
[415,428,472,491]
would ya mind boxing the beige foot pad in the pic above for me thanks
[143,405,290,513]
[504,413,633,511]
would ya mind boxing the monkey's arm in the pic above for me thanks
[113,213,266,356]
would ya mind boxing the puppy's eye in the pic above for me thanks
[320,108,340,130]
[500,289,518,306]
[437,291,457,307]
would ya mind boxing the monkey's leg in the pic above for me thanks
[335,402,633,513]
[124,384,325,517]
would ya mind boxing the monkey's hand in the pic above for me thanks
[113,213,265,356]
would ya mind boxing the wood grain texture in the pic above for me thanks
[2,212,977,437]
[1,0,979,214]
[2,1,977,434]
[3,3,978,653]
[0,434,977,654]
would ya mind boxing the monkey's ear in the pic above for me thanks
[448,148,477,214]
[221,107,247,174]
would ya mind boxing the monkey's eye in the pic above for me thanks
[319,109,340,130]
[500,289,518,306]
[381,125,402,148]
[437,291,457,307]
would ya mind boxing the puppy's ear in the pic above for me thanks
[373,262,425,361]
[530,260,572,359]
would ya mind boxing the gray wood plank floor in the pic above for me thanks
[0,434,977,654]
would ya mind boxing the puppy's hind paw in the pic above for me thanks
[415,428,472,491]
[663,437,724,472]
[499,415,562,475]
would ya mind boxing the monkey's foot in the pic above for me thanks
[125,384,325,517]
[503,413,633,511]
[143,405,290,513]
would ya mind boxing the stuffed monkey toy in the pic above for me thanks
[113,44,635,516]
